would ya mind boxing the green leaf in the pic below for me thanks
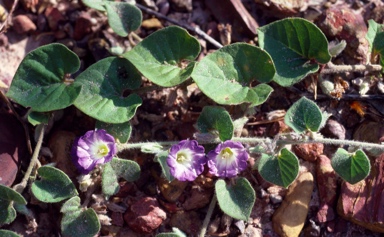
[123,26,201,87]
[82,0,109,11]
[257,148,299,188]
[156,228,187,237]
[105,2,142,37]
[61,197,100,237]
[101,162,119,197]
[215,177,255,221]
[284,97,323,133]
[258,18,331,86]
[28,111,50,126]
[366,20,384,66]
[0,230,21,237]
[331,148,371,184]
[154,151,174,181]
[73,57,142,124]
[31,166,78,203]
[96,120,132,143]
[7,43,81,112]
[102,157,141,196]
[197,106,234,141]
[191,43,274,105]
[0,184,27,226]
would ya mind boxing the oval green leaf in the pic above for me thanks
[215,177,255,221]
[110,157,141,182]
[156,228,187,237]
[82,0,108,11]
[28,111,50,126]
[284,97,323,133]
[258,148,299,188]
[101,162,119,197]
[0,230,21,237]
[366,20,384,66]
[73,57,142,123]
[0,184,27,205]
[7,43,81,112]
[0,185,26,226]
[96,120,132,143]
[331,148,371,184]
[61,197,100,237]
[258,18,331,86]
[154,151,174,182]
[197,106,234,141]
[191,43,274,105]
[123,26,201,87]
[31,166,78,203]
[105,2,142,37]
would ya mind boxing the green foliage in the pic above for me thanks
[61,197,100,237]
[96,120,132,143]
[123,26,201,87]
[156,228,187,237]
[105,2,142,37]
[0,230,21,237]
[0,185,27,226]
[215,178,255,221]
[331,149,371,184]
[7,43,81,112]
[102,157,140,196]
[154,151,174,181]
[197,106,234,141]
[258,18,331,86]
[366,20,384,66]
[284,97,325,133]
[27,111,50,126]
[31,166,78,203]
[191,43,274,105]
[73,57,142,123]
[257,148,299,188]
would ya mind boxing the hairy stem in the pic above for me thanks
[13,124,45,193]
[199,193,217,237]
[321,62,382,74]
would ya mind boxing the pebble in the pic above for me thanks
[272,172,314,237]
[12,15,36,34]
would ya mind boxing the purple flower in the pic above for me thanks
[207,141,248,178]
[71,129,117,174]
[167,140,206,181]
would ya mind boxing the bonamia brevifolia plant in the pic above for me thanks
[1,1,384,237]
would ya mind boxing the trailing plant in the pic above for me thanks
[2,3,384,236]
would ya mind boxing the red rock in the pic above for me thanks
[158,177,188,202]
[182,186,213,211]
[73,11,93,40]
[292,143,324,162]
[12,15,37,34]
[316,7,369,64]
[124,197,166,233]
[45,6,66,31]
[337,153,384,233]
[111,212,124,227]
[316,155,337,223]
[114,181,134,198]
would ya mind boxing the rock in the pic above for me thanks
[353,121,384,144]
[316,155,337,223]
[124,197,166,233]
[48,131,78,179]
[182,186,213,211]
[169,211,202,235]
[111,212,124,227]
[158,177,188,202]
[73,11,93,40]
[272,172,314,237]
[292,143,324,162]
[12,15,37,34]
[337,153,384,233]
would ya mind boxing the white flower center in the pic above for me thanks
[94,143,109,159]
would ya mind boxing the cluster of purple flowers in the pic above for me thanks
[167,140,249,181]
[71,130,249,180]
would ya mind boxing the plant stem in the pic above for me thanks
[199,193,217,237]
[321,62,382,74]
[13,124,45,193]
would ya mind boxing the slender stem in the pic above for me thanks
[321,62,382,74]
[13,124,45,193]
[199,193,217,237]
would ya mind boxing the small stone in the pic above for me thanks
[124,197,166,233]
[45,6,66,31]
[337,153,384,233]
[158,177,188,202]
[111,212,124,227]
[141,18,163,29]
[292,143,324,162]
[272,172,314,237]
[12,15,36,34]
[182,186,213,210]
[73,11,93,40]
[169,211,202,235]
[316,155,337,223]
